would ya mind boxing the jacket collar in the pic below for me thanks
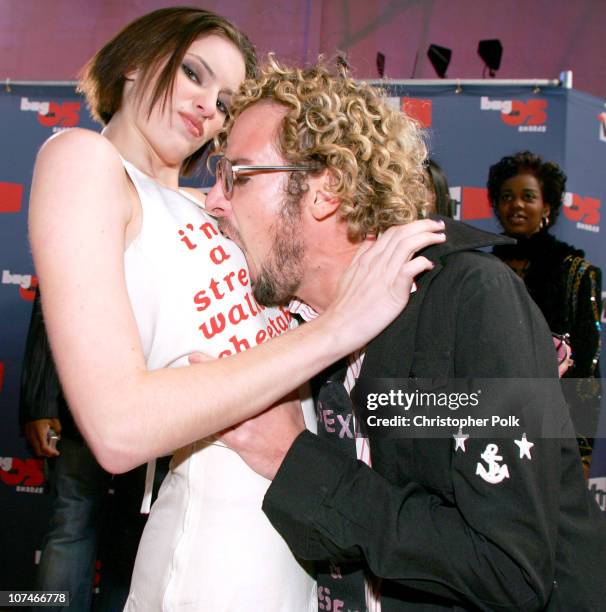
[358,218,511,381]
[424,215,514,264]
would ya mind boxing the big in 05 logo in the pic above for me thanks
[1,270,37,301]
[563,192,600,233]
[20,97,81,132]
[480,96,548,132]
[0,456,45,494]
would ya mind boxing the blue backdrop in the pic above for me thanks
[1,82,605,590]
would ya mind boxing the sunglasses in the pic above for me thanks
[215,156,313,200]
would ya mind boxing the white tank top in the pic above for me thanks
[121,159,317,612]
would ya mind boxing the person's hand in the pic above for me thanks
[24,418,62,457]
[221,391,305,480]
[552,334,574,378]
[324,219,446,354]
[190,354,304,474]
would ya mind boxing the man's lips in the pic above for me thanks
[217,218,242,245]
[217,219,233,240]
[179,112,203,138]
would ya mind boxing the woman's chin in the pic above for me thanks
[503,225,539,238]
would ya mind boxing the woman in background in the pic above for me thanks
[488,151,602,475]
[424,158,455,218]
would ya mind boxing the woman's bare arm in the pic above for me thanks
[30,128,444,473]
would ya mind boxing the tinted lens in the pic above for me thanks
[217,157,233,199]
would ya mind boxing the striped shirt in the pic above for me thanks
[289,299,381,611]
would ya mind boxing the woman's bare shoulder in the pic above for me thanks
[30,128,131,224]
[36,128,124,175]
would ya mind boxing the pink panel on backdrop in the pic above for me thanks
[1,0,605,97]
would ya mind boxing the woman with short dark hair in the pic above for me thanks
[488,151,602,475]
[28,8,443,610]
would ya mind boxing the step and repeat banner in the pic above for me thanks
[1,83,605,589]
[1,86,100,591]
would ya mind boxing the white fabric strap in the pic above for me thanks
[289,298,383,610]
[140,459,156,514]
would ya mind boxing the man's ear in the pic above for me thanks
[308,171,340,221]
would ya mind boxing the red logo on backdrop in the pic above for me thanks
[0,457,45,493]
[401,98,432,127]
[563,192,601,232]
[38,101,81,128]
[0,362,4,392]
[20,275,38,302]
[1,271,37,301]
[450,186,492,221]
[598,112,606,143]
[480,96,548,132]
[20,97,81,130]
[501,100,548,128]
[0,182,23,213]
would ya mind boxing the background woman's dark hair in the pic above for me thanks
[78,7,258,176]
[487,150,567,228]
[425,158,455,218]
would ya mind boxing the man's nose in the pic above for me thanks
[205,181,230,217]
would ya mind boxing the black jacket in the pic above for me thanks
[493,231,602,455]
[19,288,79,438]
[493,230,601,380]
[263,218,606,611]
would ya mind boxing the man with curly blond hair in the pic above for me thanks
[206,58,606,611]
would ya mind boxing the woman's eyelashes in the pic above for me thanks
[181,62,229,116]
[182,63,200,84]
[500,191,538,204]
[217,99,229,116]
